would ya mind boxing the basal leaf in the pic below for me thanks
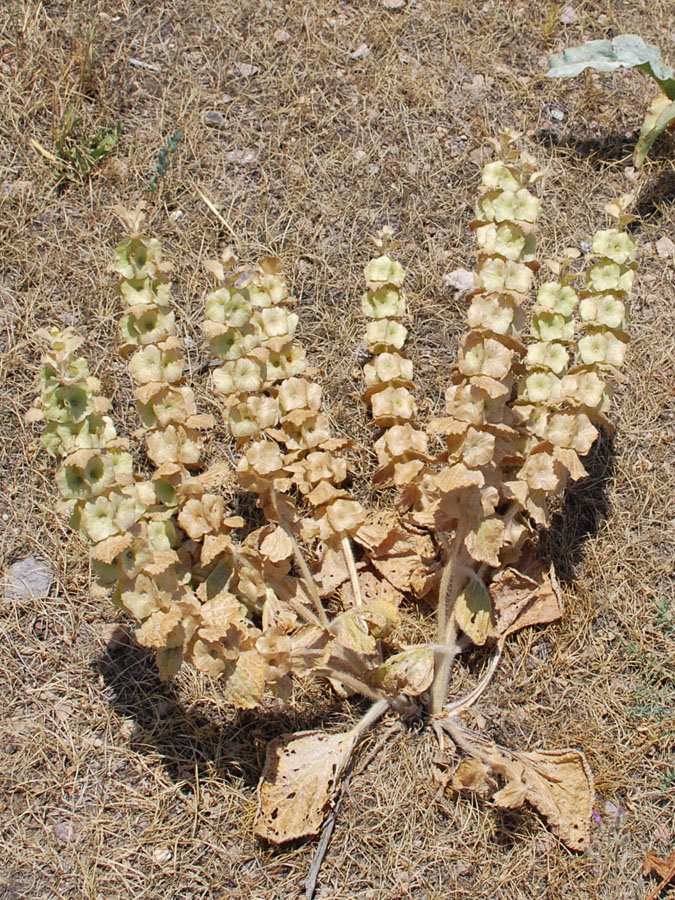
[634,93,675,167]
[255,729,358,843]
[547,35,675,99]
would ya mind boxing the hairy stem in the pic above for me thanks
[430,523,469,715]
[270,488,330,629]
[349,697,391,738]
[341,535,363,607]
[438,644,502,718]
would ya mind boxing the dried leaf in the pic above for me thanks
[643,849,675,900]
[452,757,490,791]
[355,515,438,597]
[447,728,594,849]
[90,533,132,564]
[371,646,434,696]
[464,517,505,567]
[255,729,358,843]
[313,546,351,597]
[341,566,405,609]
[513,748,595,850]
[223,650,267,709]
[490,560,563,637]
[260,526,294,563]
[143,550,179,577]
[201,533,233,566]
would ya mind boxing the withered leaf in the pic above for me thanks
[90,533,132,564]
[370,646,434,696]
[356,518,438,597]
[490,560,563,637]
[643,849,675,900]
[512,748,595,850]
[464,517,505,567]
[255,729,358,843]
[447,729,594,850]
[201,533,233,566]
[452,757,490,792]
[260,526,294,563]
[223,650,267,709]
[143,550,179,577]
[313,545,350,597]
[454,578,492,645]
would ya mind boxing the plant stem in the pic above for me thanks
[437,644,502,718]
[270,488,330,629]
[350,697,391,737]
[430,523,468,715]
[341,535,363,607]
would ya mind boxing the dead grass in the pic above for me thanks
[1,0,674,897]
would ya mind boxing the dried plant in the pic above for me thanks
[28,137,637,852]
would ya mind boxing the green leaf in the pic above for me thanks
[546,34,675,100]
[634,93,675,167]
[455,576,493,646]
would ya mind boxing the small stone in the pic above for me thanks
[226,148,257,164]
[468,74,492,95]
[469,147,488,166]
[274,28,291,43]
[203,110,224,128]
[353,148,368,162]
[238,63,259,77]
[98,623,132,649]
[169,209,184,222]
[153,845,172,864]
[382,0,406,8]
[350,43,370,60]
[442,268,475,294]
[1,556,53,603]
[560,6,578,24]
[656,235,675,259]
[54,822,76,843]
[455,859,473,877]
[550,108,565,121]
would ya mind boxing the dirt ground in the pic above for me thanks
[1,1,674,898]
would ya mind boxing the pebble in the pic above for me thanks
[203,110,224,128]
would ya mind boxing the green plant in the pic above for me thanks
[29,137,637,852]
[546,34,675,167]
[148,131,182,193]
[30,105,120,185]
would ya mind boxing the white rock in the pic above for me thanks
[442,268,475,293]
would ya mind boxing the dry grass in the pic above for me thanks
[1,0,674,897]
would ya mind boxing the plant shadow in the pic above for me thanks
[536,128,636,166]
[92,641,351,791]
[539,429,615,583]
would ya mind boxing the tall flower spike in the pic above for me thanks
[421,155,540,567]
[112,205,214,485]
[29,327,192,681]
[361,227,430,491]
[547,206,634,459]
